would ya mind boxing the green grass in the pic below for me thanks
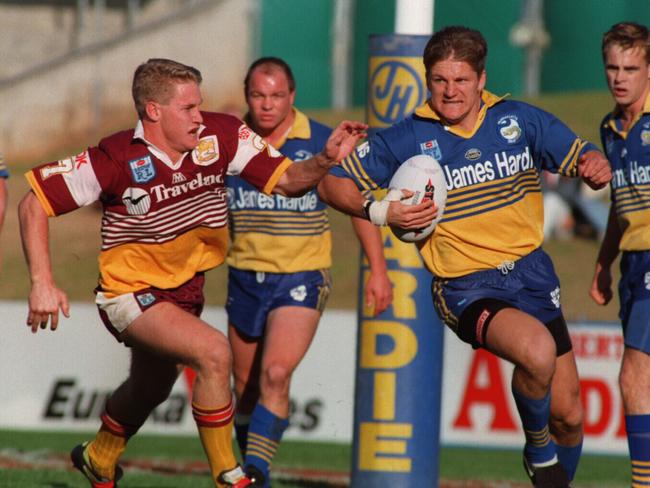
[0,430,631,487]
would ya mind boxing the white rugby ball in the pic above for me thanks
[387,154,447,242]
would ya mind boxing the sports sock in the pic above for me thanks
[87,409,139,479]
[245,402,289,487]
[626,414,650,486]
[512,389,557,465]
[234,413,251,458]
[193,398,239,483]
[556,440,582,480]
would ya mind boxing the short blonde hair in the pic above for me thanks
[132,58,202,119]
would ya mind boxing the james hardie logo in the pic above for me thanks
[192,135,219,166]
[369,60,424,125]
[122,187,151,215]
[290,285,307,302]
[497,115,522,143]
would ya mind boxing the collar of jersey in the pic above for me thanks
[244,108,311,149]
[414,90,507,138]
[605,91,650,137]
[133,120,206,169]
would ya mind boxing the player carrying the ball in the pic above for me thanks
[319,26,611,487]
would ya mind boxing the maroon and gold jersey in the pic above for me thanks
[26,112,291,296]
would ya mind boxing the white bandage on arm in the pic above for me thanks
[363,189,402,226]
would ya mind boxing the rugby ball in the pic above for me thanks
[387,154,447,242]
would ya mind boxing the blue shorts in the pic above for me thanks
[226,268,332,338]
[619,251,650,353]
[433,248,565,346]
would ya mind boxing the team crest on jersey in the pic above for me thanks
[192,135,219,166]
[645,272,650,290]
[129,156,156,183]
[122,187,151,215]
[420,139,442,160]
[641,129,650,146]
[497,115,522,143]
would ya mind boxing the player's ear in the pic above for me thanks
[478,70,487,91]
[145,100,161,122]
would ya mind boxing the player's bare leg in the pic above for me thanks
[549,350,583,480]
[104,303,243,487]
[485,308,570,486]
[620,346,650,484]
[229,323,263,455]
[243,306,320,487]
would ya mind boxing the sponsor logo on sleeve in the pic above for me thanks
[420,139,442,160]
[129,155,156,183]
[497,115,522,143]
[356,141,370,158]
[41,150,92,180]
[192,135,219,166]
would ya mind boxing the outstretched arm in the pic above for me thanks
[273,121,367,196]
[318,174,437,229]
[589,205,621,306]
[351,217,392,316]
[18,191,70,332]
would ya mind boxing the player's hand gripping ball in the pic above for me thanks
[388,155,447,242]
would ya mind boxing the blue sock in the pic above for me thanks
[513,389,556,465]
[556,440,582,481]
[626,414,650,486]
[234,414,250,459]
[245,403,289,487]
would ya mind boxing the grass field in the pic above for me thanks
[0,430,631,487]
[0,91,629,486]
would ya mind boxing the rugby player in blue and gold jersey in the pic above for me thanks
[589,22,650,485]
[225,57,392,487]
[320,26,611,488]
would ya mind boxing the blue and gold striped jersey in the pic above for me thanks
[226,109,332,272]
[333,91,597,278]
[602,93,650,251]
